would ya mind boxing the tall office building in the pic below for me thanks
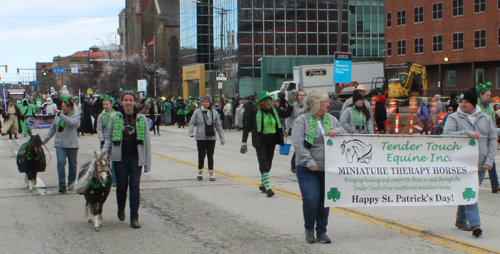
[180,0,384,98]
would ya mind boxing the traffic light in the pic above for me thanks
[17,68,20,75]
[42,68,47,76]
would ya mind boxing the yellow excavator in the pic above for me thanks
[388,63,427,98]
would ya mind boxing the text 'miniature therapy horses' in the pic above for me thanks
[341,139,373,164]
[17,132,46,191]
[76,151,112,231]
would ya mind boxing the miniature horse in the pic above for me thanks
[77,151,112,231]
[17,133,46,191]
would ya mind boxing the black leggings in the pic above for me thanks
[197,140,216,170]
[255,134,276,174]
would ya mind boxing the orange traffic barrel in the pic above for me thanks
[371,97,377,113]
[492,96,500,106]
[431,97,437,114]
[409,97,418,113]
[387,98,397,114]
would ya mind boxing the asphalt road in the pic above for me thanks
[1,125,499,254]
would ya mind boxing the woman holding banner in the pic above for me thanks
[292,89,345,243]
[339,92,373,134]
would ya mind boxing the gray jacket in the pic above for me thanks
[189,108,225,143]
[443,106,497,170]
[285,102,304,133]
[327,93,343,115]
[102,112,152,172]
[43,112,81,148]
[97,113,110,142]
[292,112,345,171]
[341,98,372,117]
[340,106,374,134]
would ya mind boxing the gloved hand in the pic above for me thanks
[287,91,297,103]
[101,140,105,146]
[240,142,248,154]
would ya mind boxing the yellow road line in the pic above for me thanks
[152,151,500,254]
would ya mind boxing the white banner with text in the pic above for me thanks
[324,136,479,207]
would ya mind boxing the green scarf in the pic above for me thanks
[101,109,115,129]
[58,111,74,129]
[89,175,110,189]
[306,112,333,144]
[352,107,366,127]
[112,113,146,144]
[256,107,282,133]
[478,98,493,118]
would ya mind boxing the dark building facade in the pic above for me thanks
[385,0,500,97]
[181,0,385,97]
[119,0,182,96]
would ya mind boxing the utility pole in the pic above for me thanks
[218,8,227,103]
[335,0,344,94]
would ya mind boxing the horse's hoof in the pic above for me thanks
[94,227,100,232]
[99,224,102,227]
[88,219,93,223]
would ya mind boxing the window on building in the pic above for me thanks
[476,69,484,85]
[474,0,486,13]
[387,41,392,56]
[398,40,406,55]
[433,3,443,20]
[453,32,464,50]
[496,68,500,89]
[498,0,500,9]
[414,6,424,23]
[453,0,464,16]
[414,37,424,54]
[387,13,392,28]
[475,29,486,48]
[397,10,406,26]
[498,27,500,46]
[433,35,443,52]
[446,71,456,87]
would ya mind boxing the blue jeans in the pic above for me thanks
[488,163,499,188]
[456,170,486,227]
[296,165,329,235]
[114,154,142,221]
[56,148,78,187]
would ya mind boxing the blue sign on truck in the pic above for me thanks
[333,52,352,83]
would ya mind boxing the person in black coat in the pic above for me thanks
[79,99,95,135]
[148,99,162,135]
[374,96,388,134]
[240,92,294,197]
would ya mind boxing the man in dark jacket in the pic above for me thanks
[327,93,343,120]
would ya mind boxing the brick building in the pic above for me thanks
[385,0,500,97]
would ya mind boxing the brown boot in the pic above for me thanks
[8,134,12,139]
[492,186,500,193]
[14,134,18,139]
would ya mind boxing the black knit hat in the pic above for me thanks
[459,89,477,108]
[353,92,364,103]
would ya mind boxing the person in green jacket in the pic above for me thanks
[162,99,172,125]
[19,99,37,136]
[177,100,187,128]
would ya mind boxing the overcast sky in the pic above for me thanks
[0,0,124,83]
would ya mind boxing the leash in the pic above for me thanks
[42,144,52,166]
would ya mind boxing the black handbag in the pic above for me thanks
[203,111,216,136]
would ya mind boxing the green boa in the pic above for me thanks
[112,113,146,144]
[306,112,333,144]
[256,107,282,133]
[58,111,74,129]
[89,176,110,189]
[478,98,493,118]
[101,109,115,129]
[352,107,366,128]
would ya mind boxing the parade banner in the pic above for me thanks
[26,115,56,129]
[325,135,479,207]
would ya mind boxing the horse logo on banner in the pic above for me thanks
[341,139,373,164]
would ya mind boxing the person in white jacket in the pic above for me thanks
[43,98,57,115]
[223,100,232,131]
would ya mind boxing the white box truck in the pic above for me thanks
[271,62,384,97]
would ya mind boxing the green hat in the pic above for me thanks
[256,91,276,104]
